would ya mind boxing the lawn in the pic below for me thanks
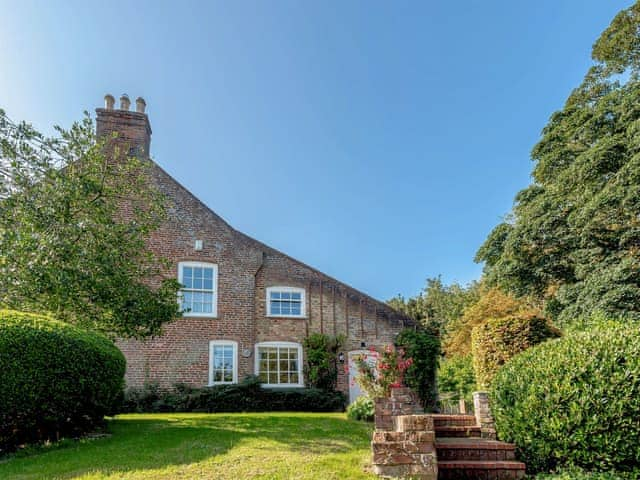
[0,413,376,480]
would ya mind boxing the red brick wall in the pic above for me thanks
[98,103,411,395]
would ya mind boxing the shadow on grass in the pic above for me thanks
[0,413,373,479]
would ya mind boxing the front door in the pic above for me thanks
[348,350,378,404]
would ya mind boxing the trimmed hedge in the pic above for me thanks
[121,376,346,413]
[471,314,559,388]
[0,310,125,452]
[490,323,640,475]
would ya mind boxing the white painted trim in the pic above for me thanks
[265,286,306,318]
[254,341,304,388]
[208,340,238,386]
[178,261,218,318]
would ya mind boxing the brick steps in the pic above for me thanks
[435,425,482,438]
[433,416,525,479]
[438,460,526,480]
[431,414,477,428]
[436,438,516,461]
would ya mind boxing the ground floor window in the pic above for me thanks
[209,340,237,385]
[255,341,303,387]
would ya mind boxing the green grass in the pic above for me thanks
[0,413,376,480]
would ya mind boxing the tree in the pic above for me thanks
[476,2,640,326]
[388,277,480,334]
[444,287,540,357]
[0,110,181,338]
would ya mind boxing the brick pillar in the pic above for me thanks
[473,391,497,440]
[375,387,423,431]
[371,415,437,479]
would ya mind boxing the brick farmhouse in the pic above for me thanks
[98,94,413,401]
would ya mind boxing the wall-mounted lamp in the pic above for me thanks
[338,352,345,364]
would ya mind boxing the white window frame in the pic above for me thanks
[178,261,218,317]
[254,341,304,388]
[266,286,306,318]
[209,340,238,386]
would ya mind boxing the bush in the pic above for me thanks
[396,327,440,410]
[122,376,346,413]
[303,333,344,391]
[0,310,125,453]
[437,354,476,401]
[471,314,559,388]
[534,467,630,480]
[490,322,640,475]
[346,395,374,422]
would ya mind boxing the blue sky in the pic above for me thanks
[0,0,632,300]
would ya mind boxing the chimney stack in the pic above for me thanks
[104,94,115,110]
[119,94,131,111]
[135,97,146,113]
[96,92,152,157]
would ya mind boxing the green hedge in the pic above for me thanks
[396,327,440,410]
[121,376,346,413]
[437,354,476,402]
[471,314,559,388]
[490,323,640,475]
[0,310,125,453]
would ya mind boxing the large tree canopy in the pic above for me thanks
[0,110,181,338]
[476,2,640,326]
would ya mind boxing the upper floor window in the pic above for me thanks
[179,262,218,317]
[266,286,305,318]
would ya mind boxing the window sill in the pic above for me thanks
[260,383,305,389]
[266,315,307,319]
[182,313,218,318]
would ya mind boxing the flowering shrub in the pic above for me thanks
[353,345,413,398]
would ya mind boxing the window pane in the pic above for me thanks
[291,304,301,315]
[270,291,280,300]
[202,303,212,313]
[281,302,291,315]
[258,371,268,383]
[203,278,213,290]
[290,372,299,384]
[193,277,203,289]
[203,268,213,280]
[223,371,233,382]
[291,292,301,300]
[182,291,193,309]
[193,302,203,313]
[194,267,202,278]
[214,370,223,382]
[279,371,289,384]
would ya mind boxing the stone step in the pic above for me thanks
[438,460,526,480]
[431,414,477,427]
[434,425,481,438]
[436,437,516,461]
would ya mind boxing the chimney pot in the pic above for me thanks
[104,94,115,110]
[135,97,146,114]
[120,94,130,111]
